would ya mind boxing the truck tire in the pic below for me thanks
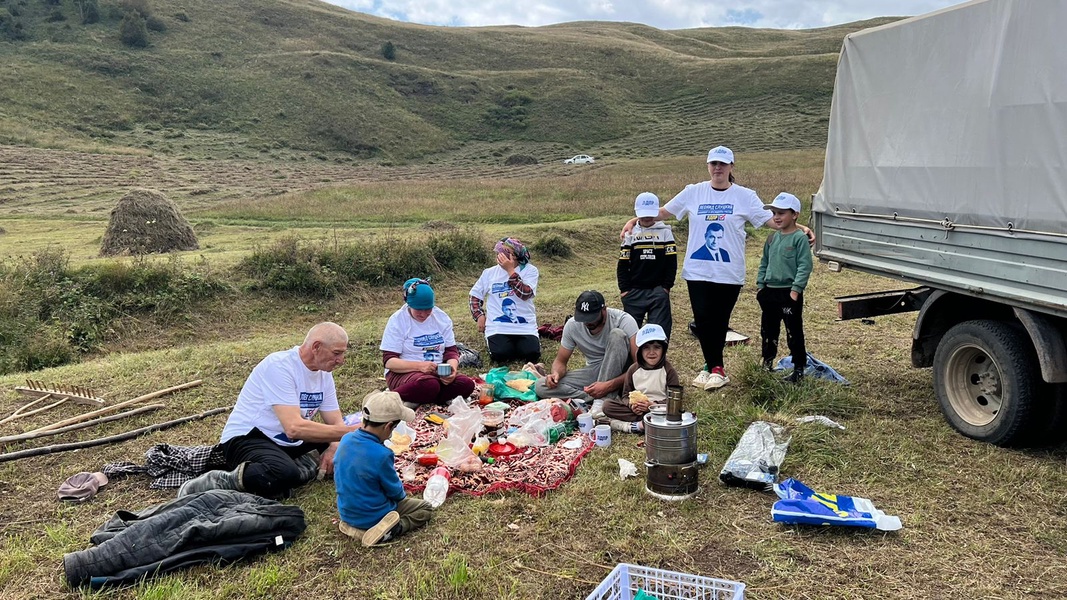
[933,320,1038,446]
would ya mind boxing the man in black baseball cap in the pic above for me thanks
[534,290,639,418]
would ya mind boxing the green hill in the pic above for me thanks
[0,0,895,161]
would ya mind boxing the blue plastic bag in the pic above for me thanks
[771,478,902,531]
[775,352,850,385]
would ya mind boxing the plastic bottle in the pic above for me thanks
[472,436,490,456]
[423,466,451,508]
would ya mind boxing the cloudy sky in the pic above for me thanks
[323,0,964,29]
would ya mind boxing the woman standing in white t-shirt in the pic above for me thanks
[380,278,477,405]
[624,146,812,391]
[468,237,541,365]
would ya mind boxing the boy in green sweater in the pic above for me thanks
[756,193,813,383]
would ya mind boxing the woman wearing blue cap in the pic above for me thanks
[380,278,476,405]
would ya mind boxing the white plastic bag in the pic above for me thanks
[436,397,483,468]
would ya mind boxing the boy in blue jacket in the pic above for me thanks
[335,391,432,546]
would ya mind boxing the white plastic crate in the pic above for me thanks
[585,563,745,600]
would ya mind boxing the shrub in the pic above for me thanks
[0,250,228,371]
[531,234,572,259]
[119,10,148,47]
[46,8,65,22]
[237,229,489,295]
[381,40,395,61]
[145,14,164,31]
[426,227,489,271]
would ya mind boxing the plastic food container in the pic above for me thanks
[481,408,505,428]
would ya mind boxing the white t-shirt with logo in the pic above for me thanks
[380,305,457,371]
[469,263,539,338]
[220,346,339,447]
[664,182,771,285]
[561,308,639,366]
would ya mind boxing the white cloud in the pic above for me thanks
[324,0,965,29]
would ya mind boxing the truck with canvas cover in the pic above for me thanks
[812,0,1067,446]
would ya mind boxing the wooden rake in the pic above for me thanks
[0,380,107,427]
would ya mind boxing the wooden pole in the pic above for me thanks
[0,394,60,426]
[27,380,203,434]
[0,406,230,463]
[0,404,165,445]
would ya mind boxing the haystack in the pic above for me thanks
[100,189,199,256]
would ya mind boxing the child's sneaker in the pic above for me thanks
[589,398,606,419]
[691,370,712,389]
[784,369,805,384]
[704,366,731,389]
[361,510,400,547]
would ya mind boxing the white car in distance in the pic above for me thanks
[564,154,595,164]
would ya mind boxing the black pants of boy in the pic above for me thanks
[757,287,806,371]
[487,334,541,365]
[222,428,328,499]
[686,281,742,370]
[621,286,673,340]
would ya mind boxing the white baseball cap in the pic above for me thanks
[636,323,667,348]
[634,192,660,218]
[764,192,802,213]
[706,146,735,164]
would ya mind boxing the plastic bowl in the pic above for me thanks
[487,442,517,458]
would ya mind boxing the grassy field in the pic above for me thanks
[0,147,1064,600]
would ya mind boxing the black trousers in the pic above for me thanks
[222,428,328,499]
[686,280,742,371]
[621,286,673,340]
[757,287,806,371]
[487,333,541,365]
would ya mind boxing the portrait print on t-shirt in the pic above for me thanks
[493,297,528,323]
[690,221,731,262]
[415,332,445,363]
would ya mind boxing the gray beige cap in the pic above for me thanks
[57,472,108,502]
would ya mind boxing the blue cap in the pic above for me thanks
[403,278,435,310]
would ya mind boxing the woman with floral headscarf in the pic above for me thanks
[469,237,541,364]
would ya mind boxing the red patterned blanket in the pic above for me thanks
[394,402,594,498]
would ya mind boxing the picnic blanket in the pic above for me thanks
[395,402,594,498]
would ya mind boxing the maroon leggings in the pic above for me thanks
[386,371,477,405]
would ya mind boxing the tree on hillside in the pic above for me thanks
[74,0,100,24]
[119,10,148,47]
[484,90,533,130]
[381,41,396,61]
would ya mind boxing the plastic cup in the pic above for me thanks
[577,413,594,434]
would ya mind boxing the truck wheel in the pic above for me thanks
[933,320,1037,446]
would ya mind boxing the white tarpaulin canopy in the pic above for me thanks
[815,0,1067,236]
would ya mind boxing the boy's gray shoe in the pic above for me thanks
[178,463,245,497]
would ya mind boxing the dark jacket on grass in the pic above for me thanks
[63,489,306,589]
